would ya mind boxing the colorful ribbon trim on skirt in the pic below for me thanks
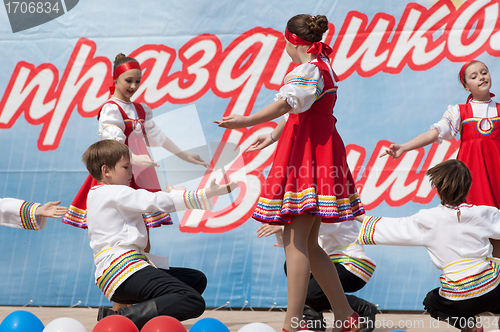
[253,187,364,224]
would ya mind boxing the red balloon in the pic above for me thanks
[92,315,139,332]
[140,316,187,332]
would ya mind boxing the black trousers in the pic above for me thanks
[111,266,207,321]
[423,286,500,329]
[284,262,367,311]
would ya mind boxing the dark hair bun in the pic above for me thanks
[115,53,126,62]
[308,15,328,36]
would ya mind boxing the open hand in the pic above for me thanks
[132,153,160,167]
[36,201,68,219]
[256,223,282,238]
[180,152,210,168]
[246,133,275,153]
[206,178,238,198]
[379,143,404,159]
[214,114,249,129]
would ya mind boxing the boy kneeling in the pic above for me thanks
[83,140,237,329]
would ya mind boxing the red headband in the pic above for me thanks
[110,61,141,94]
[459,60,475,88]
[284,28,333,58]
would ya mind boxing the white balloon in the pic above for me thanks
[42,317,87,332]
[237,322,276,332]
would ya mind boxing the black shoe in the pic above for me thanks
[118,299,158,330]
[346,295,377,332]
[302,305,326,331]
[97,306,117,321]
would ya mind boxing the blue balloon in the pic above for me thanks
[0,310,44,332]
[189,317,230,332]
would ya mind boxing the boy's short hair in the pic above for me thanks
[82,140,130,181]
[425,159,472,206]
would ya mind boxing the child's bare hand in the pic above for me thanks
[36,201,68,219]
[132,154,159,167]
[214,114,249,129]
[180,152,210,168]
[246,134,275,153]
[256,224,281,238]
[379,143,404,159]
[205,178,238,199]
[165,185,186,193]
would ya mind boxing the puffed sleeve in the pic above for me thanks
[0,198,46,230]
[275,62,324,114]
[429,105,461,143]
[358,213,429,247]
[142,103,167,147]
[99,103,127,143]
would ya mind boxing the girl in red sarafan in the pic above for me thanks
[216,14,364,332]
[63,53,208,232]
[382,60,500,257]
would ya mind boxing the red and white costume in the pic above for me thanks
[0,198,46,230]
[253,56,364,224]
[88,184,212,300]
[63,97,171,229]
[431,99,500,208]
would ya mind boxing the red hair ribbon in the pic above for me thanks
[284,28,333,58]
[109,61,141,95]
[284,28,338,81]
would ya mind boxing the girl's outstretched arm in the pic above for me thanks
[246,117,287,153]
[214,99,291,129]
[162,137,210,167]
[381,128,439,158]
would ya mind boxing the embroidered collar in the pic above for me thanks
[470,99,493,104]
[444,203,473,210]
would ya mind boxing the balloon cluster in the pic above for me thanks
[0,311,86,332]
[0,310,281,332]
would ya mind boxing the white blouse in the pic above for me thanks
[275,58,330,114]
[430,100,498,143]
[99,97,167,147]
[0,198,46,230]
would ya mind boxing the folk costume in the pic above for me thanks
[359,204,500,328]
[431,98,500,208]
[88,184,212,328]
[252,30,364,225]
[0,198,46,230]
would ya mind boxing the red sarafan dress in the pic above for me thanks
[62,97,171,228]
[253,56,364,225]
[458,101,500,207]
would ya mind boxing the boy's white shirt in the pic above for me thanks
[0,198,45,230]
[359,204,500,300]
[87,184,212,299]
